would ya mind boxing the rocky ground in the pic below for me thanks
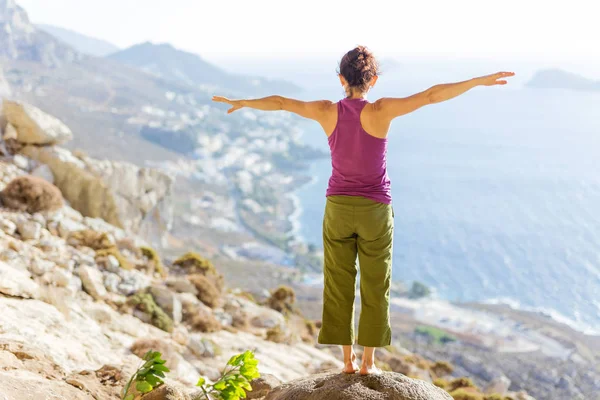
[0,100,548,400]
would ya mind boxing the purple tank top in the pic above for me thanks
[326,98,392,204]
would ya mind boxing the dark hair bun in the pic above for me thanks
[338,46,380,95]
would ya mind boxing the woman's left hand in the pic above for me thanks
[212,96,243,114]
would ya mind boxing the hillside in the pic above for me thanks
[38,24,120,57]
[108,42,301,96]
[526,69,600,91]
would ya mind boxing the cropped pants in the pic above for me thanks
[317,195,394,347]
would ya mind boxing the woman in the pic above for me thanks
[213,46,514,375]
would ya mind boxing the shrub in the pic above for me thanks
[431,360,455,377]
[173,252,216,275]
[403,354,431,370]
[68,229,113,250]
[182,301,221,333]
[407,281,431,299]
[140,246,166,277]
[195,350,260,400]
[483,395,504,400]
[433,378,449,389]
[267,285,296,314]
[129,291,174,333]
[447,377,477,392]
[0,175,64,213]
[265,325,289,344]
[189,274,222,308]
[449,388,483,400]
[96,246,133,270]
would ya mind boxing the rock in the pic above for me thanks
[30,163,55,184]
[65,364,128,399]
[21,145,172,234]
[29,258,54,276]
[246,374,283,399]
[0,370,94,400]
[103,272,121,293]
[264,371,453,400]
[187,337,213,358]
[166,276,198,295]
[485,375,511,395]
[149,285,183,325]
[2,123,18,141]
[16,219,42,240]
[0,261,39,298]
[0,217,17,235]
[2,100,73,145]
[12,154,30,170]
[78,265,107,300]
[130,338,179,370]
[140,384,191,400]
[172,325,189,346]
[49,268,72,287]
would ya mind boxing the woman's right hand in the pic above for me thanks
[476,72,516,86]
[212,96,244,114]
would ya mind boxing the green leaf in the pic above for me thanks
[136,381,154,393]
[124,395,134,400]
[145,374,162,387]
[151,370,166,379]
[214,380,227,390]
[196,377,206,387]
[142,350,154,360]
[151,364,170,373]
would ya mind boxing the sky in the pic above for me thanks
[16,0,600,68]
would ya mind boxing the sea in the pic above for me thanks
[219,55,600,335]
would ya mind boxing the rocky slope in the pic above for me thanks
[0,104,543,400]
[526,69,600,92]
[38,24,120,57]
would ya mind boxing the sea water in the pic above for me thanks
[294,84,600,334]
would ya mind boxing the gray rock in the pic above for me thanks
[30,258,54,276]
[0,261,40,299]
[246,374,282,399]
[78,265,107,300]
[264,370,453,400]
[149,285,183,324]
[0,218,17,235]
[49,268,71,287]
[17,219,42,240]
[103,272,121,293]
[12,154,30,170]
[486,375,511,395]
[213,308,233,327]
[166,276,198,295]
[3,101,73,145]
[31,163,55,184]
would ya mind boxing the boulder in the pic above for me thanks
[246,374,283,399]
[0,370,94,400]
[21,145,172,234]
[0,175,64,213]
[149,285,183,325]
[2,123,18,141]
[264,370,453,400]
[0,261,39,299]
[78,265,107,300]
[2,101,73,145]
[140,384,191,400]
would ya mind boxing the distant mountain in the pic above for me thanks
[38,24,120,57]
[526,69,600,92]
[0,0,82,67]
[0,66,10,97]
[107,42,301,96]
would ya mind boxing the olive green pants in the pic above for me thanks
[318,195,394,347]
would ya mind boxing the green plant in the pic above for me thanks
[449,388,483,400]
[140,246,166,277]
[415,326,456,345]
[122,350,170,400]
[407,281,431,299]
[129,291,174,333]
[195,350,260,400]
[447,377,476,392]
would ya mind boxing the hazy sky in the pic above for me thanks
[17,0,600,65]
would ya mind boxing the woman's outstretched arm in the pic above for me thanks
[374,71,515,119]
[212,95,332,121]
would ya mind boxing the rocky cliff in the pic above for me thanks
[1,100,173,234]
[0,0,82,67]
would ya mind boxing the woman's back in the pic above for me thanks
[326,98,392,204]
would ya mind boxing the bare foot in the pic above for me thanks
[342,353,359,374]
[359,362,382,376]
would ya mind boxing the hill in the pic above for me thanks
[526,69,600,91]
[108,41,301,96]
[37,24,120,57]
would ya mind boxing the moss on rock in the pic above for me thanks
[96,246,133,270]
[129,291,174,333]
[140,246,166,277]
